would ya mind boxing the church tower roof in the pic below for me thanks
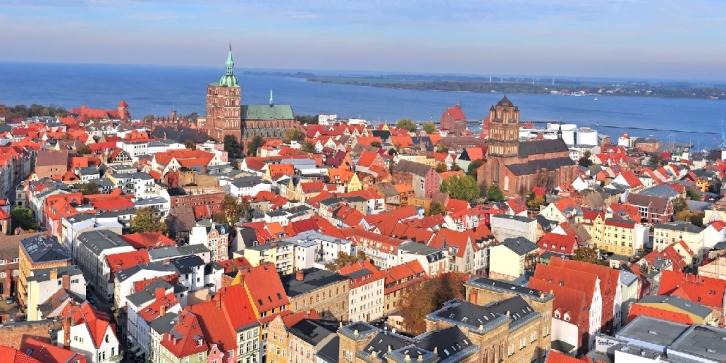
[218,44,239,88]
[496,95,514,107]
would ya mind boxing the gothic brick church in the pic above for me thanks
[200,46,298,143]
[477,96,576,196]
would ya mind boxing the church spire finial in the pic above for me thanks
[218,44,239,87]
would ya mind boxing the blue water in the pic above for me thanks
[1,62,724,148]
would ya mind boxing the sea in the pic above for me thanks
[1,62,725,149]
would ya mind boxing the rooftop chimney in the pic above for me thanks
[62,317,72,348]
[155,287,165,301]
[160,303,167,316]
[295,270,304,281]
[49,268,58,281]
[61,274,70,290]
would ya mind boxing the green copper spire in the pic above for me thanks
[218,44,239,87]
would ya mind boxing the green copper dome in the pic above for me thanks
[218,44,239,87]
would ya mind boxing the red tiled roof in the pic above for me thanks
[190,285,258,354]
[339,260,385,289]
[237,264,289,319]
[549,257,622,329]
[0,345,41,363]
[61,302,115,349]
[139,292,179,322]
[106,250,150,274]
[154,149,215,169]
[21,336,86,363]
[301,181,324,194]
[161,311,208,358]
[443,104,466,121]
[627,304,696,325]
[445,198,469,213]
[121,232,176,249]
[268,163,295,180]
[618,170,643,188]
[538,232,577,255]
[357,151,380,168]
[658,270,726,309]
[545,351,588,363]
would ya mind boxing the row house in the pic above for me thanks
[25,265,86,321]
[57,302,121,363]
[345,228,404,269]
[391,159,442,199]
[266,311,338,363]
[281,268,350,321]
[126,283,182,360]
[382,260,427,315]
[189,220,230,262]
[338,260,385,322]
[18,234,71,310]
[75,230,135,301]
[586,215,649,256]
[653,220,705,256]
[627,193,674,224]
[233,264,289,357]
[189,285,261,363]
[658,270,726,326]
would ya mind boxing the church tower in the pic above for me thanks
[205,45,242,141]
[487,96,520,157]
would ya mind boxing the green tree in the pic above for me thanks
[294,114,319,125]
[487,184,505,202]
[223,135,242,159]
[396,118,416,132]
[422,122,436,134]
[435,163,448,173]
[301,141,315,153]
[526,193,545,210]
[676,210,704,227]
[284,128,305,143]
[428,202,445,216]
[435,145,449,153]
[220,195,244,225]
[466,159,484,177]
[324,251,367,270]
[130,207,167,234]
[398,272,467,334]
[184,139,196,149]
[672,197,688,214]
[246,135,265,157]
[76,144,91,155]
[572,246,602,265]
[10,207,38,231]
[578,151,593,167]
[686,187,700,201]
[440,175,480,202]
[79,182,100,195]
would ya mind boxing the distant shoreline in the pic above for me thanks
[299,76,726,101]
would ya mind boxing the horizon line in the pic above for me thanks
[1,60,724,85]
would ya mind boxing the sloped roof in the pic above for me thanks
[236,264,289,316]
[518,139,569,158]
[242,104,294,120]
[160,311,208,358]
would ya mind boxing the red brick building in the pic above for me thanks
[477,97,577,196]
[202,46,298,144]
[440,104,467,135]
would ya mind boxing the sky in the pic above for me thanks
[1,0,725,80]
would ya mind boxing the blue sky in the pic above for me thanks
[1,0,725,80]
